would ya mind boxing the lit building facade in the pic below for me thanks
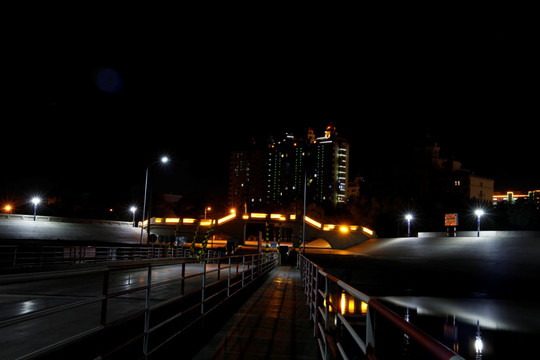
[266,133,306,209]
[228,145,266,212]
[228,125,350,212]
[310,125,349,206]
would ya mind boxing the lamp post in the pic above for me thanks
[31,197,40,221]
[474,209,484,237]
[130,206,137,227]
[204,206,211,219]
[140,156,169,246]
[302,171,306,255]
[405,214,413,237]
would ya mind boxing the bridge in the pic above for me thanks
[149,211,374,250]
[0,212,375,250]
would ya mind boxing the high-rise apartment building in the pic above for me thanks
[309,125,349,206]
[228,126,350,212]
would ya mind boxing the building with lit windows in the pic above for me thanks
[228,126,350,212]
[228,144,266,212]
[266,133,306,210]
[390,141,495,203]
[309,125,349,206]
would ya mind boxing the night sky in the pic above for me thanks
[2,16,538,216]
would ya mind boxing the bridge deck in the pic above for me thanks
[193,265,318,360]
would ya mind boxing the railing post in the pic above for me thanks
[324,275,329,331]
[314,266,319,336]
[181,262,186,296]
[143,265,152,355]
[366,305,375,353]
[227,257,232,297]
[201,260,207,315]
[251,255,255,281]
[100,270,110,326]
[242,256,245,287]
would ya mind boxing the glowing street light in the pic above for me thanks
[31,197,41,221]
[130,206,137,227]
[140,156,169,246]
[405,214,413,237]
[474,320,483,355]
[474,209,484,237]
[204,206,212,219]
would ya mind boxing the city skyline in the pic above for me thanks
[3,20,538,217]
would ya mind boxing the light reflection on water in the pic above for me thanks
[380,296,540,359]
[328,292,540,359]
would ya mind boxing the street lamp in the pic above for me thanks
[204,206,211,219]
[405,214,413,237]
[474,209,484,237]
[31,197,40,221]
[140,156,169,246]
[130,206,137,227]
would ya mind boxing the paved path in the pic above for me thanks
[193,265,319,360]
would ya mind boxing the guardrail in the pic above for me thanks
[0,253,278,359]
[299,254,465,360]
[0,245,222,272]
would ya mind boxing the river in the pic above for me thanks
[306,252,540,359]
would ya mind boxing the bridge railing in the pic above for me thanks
[0,252,278,359]
[0,245,223,273]
[298,254,465,360]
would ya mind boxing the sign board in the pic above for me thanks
[444,213,459,227]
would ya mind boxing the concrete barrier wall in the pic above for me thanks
[419,231,540,238]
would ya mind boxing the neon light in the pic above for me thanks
[251,213,268,219]
[362,227,374,236]
[200,219,214,226]
[218,213,236,224]
[323,224,336,231]
[270,214,286,221]
[305,216,322,229]
[361,301,368,315]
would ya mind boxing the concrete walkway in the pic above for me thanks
[193,265,319,360]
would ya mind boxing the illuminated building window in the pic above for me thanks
[454,180,461,186]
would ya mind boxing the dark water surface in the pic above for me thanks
[306,253,540,359]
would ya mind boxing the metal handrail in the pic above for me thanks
[1,252,278,359]
[299,254,464,360]
[0,244,222,273]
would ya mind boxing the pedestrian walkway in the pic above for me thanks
[193,265,319,360]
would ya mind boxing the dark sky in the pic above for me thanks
[2,15,538,214]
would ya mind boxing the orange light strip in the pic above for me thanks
[305,216,322,229]
[251,213,268,219]
[200,219,215,226]
[362,227,374,236]
[270,214,286,221]
[218,213,236,225]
